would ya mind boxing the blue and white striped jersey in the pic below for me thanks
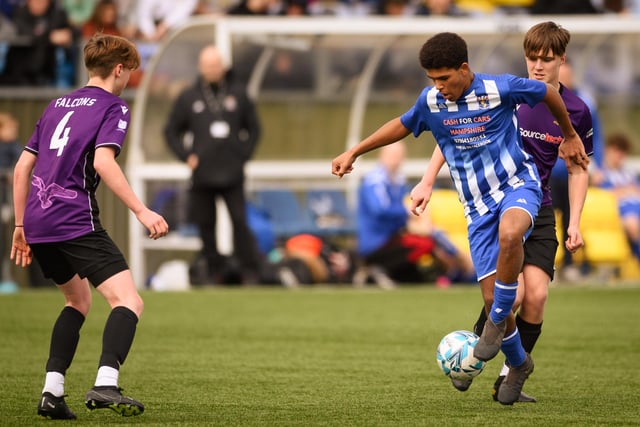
[401,73,546,219]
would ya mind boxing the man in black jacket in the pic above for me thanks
[0,0,74,86]
[164,44,262,284]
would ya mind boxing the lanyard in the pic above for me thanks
[200,81,227,114]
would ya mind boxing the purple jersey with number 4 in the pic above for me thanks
[24,86,131,243]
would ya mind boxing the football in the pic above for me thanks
[436,330,486,380]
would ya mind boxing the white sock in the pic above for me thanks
[42,372,65,397]
[94,366,119,387]
[499,363,509,377]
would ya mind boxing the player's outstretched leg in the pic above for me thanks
[37,392,77,420]
[85,386,144,416]
[449,306,491,393]
[497,353,535,405]
[474,316,506,361]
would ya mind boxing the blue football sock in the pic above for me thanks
[490,280,518,324]
[501,328,526,367]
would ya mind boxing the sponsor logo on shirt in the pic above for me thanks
[520,128,563,144]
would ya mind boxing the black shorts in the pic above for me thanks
[30,230,129,287]
[524,205,558,281]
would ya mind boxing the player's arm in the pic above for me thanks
[541,84,589,171]
[565,161,588,253]
[11,151,36,267]
[332,117,410,178]
[94,146,169,240]
[409,145,445,216]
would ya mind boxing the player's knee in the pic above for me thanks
[498,229,522,251]
[111,293,143,318]
[67,300,91,317]
[126,294,144,318]
[65,291,92,317]
[526,286,548,309]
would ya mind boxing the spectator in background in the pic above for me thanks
[0,112,21,170]
[0,111,22,203]
[357,142,409,271]
[164,44,263,285]
[551,59,604,280]
[280,0,310,15]
[405,200,476,285]
[333,0,377,16]
[599,132,640,260]
[0,9,16,41]
[0,112,21,291]
[112,0,137,39]
[627,0,640,14]
[81,0,122,38]
[227,0,277,15]
[356,142,466,285]
[415,0,466,15]
[261,233,357,287]
[61,0,98,30]
[0,0,75,86]
[375,0,413,15]
[530,0,599,13]
[0,0,19,18]
[134,0,198,42]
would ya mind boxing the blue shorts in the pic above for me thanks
[619,199,640,219]
[467,183,541,281]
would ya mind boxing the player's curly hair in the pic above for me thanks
[84,33,141,79]
[419,32,468,70]
[523,21,570,58]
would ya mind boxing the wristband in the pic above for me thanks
[15,225,23,227]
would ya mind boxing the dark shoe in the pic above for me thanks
[85,386,144,416]
[497,354,535,405]
[37,392,77,420]
[474,317,506,361]
[491,375,537,403]
[451,378,472,392]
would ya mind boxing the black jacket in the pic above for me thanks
[0,4,72,85]
[164,76,261,188]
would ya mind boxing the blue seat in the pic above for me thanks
[253,189,317,238]
[305,189,356,237]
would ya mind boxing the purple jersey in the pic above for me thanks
[517,84,593,207]
[23,86,130,243]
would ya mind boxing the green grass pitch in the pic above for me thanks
[1,284,639,426]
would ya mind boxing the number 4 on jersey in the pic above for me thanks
[50,111,74,156]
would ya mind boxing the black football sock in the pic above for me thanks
[473,305,487,336]
[515,314,542,354]
[46,306,85,374]
[99,306,138,369]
